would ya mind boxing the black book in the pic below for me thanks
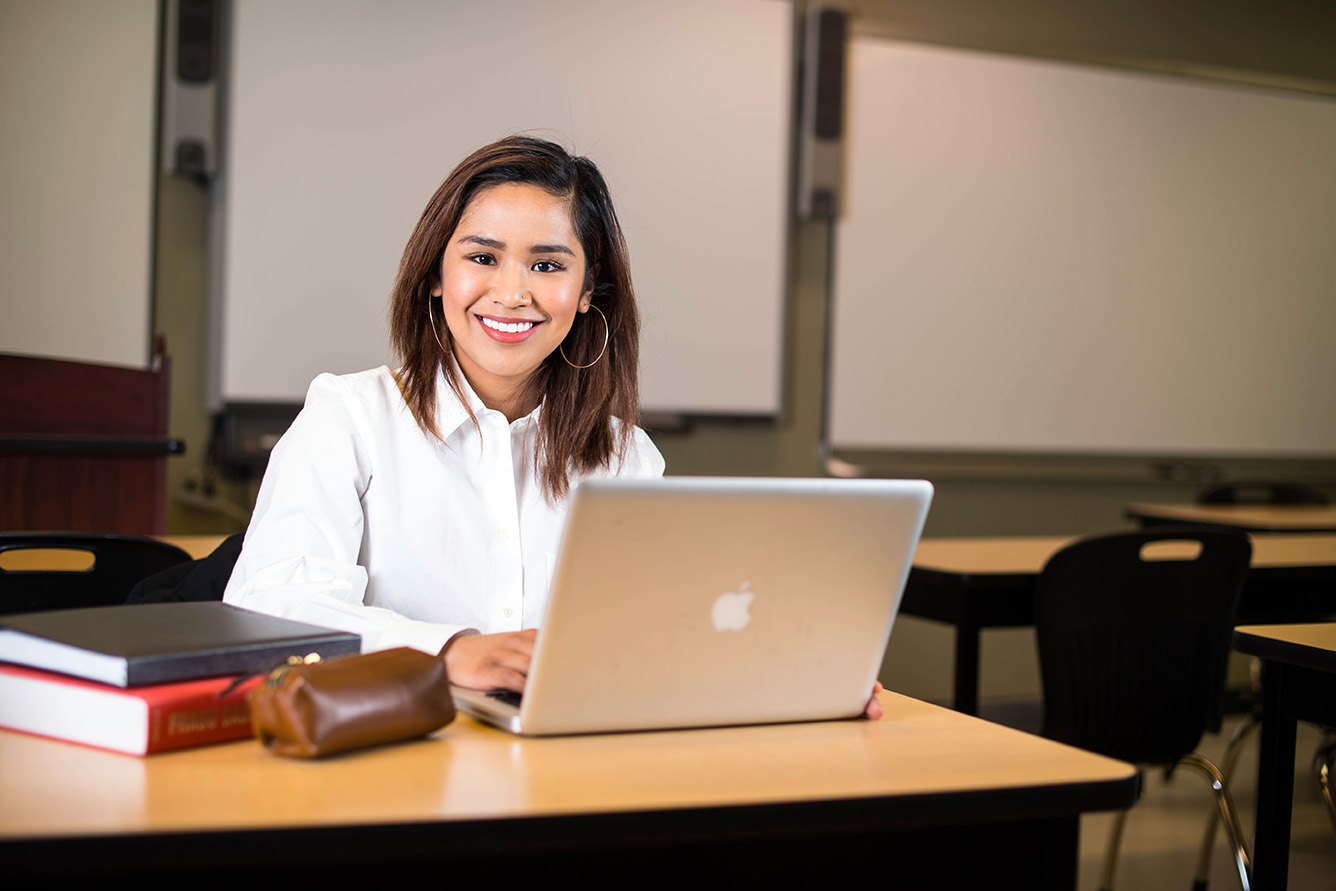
[0,602,360,687]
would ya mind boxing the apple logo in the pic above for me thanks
[712,581,754,632]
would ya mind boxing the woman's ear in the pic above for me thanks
[579,262,599,311]
[430,281,442,298]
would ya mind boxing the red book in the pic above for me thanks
[0,663,260,755]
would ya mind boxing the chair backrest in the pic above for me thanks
[0,533,192,615]
[1197,480,1329,506]
[1035,528,1251,765]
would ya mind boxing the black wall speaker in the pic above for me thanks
[798,5,847,220]
[161,0,220,180]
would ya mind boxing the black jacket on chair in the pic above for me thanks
[127,533,245,603]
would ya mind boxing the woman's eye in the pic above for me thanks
[532,260,564,273]
[468,253,496,266]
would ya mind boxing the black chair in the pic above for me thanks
[1197,480,1329,506]
[0,532,192,615]
[1035,528,1253,891]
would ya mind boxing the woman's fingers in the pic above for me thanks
[444,629,537,692]
[863,681,885,720]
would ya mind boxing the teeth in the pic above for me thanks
[482,317,534,334]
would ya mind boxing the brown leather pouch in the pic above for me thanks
[248,647,456,757]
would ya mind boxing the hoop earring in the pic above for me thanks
[426,296,449,356]
[560,305,609,369]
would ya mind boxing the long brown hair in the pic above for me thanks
[388,136,640,500]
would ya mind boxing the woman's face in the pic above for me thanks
[433,182,592,410]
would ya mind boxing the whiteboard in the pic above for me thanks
[215,0,791,415]
[830,38,1336,459]
[0,0,156,368]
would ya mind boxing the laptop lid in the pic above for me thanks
[452,476,933,735]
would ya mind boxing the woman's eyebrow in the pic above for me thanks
[530,243,575,256]
[460,235,505,250]
[459,235,573,257]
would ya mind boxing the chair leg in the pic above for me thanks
[1098,807,1131,891]
[1193,713,1261,889]
[1317,731,1336,836]
[1179,752,1251,891]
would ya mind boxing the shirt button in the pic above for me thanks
[498,527,511,540]
[502,608,513,618]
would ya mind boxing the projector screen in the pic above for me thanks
[213,0,791,417]
[830,38,1336,461]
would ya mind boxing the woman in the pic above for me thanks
[223,136,665,693]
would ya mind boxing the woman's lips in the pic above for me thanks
[478,314,541,343]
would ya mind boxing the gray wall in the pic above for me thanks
[1,0,157,367]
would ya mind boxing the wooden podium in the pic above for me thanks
[0,337,182,534]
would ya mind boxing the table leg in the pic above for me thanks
[953,623,981,715]
[1253,660,1296,891]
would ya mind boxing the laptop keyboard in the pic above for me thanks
[487,689,523,709]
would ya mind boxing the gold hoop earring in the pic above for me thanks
[559,305,609,369]
[426,296,449,355]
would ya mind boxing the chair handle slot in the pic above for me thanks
[1139,540,1204,562]
[0,548,97,573]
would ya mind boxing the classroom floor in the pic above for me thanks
[1081,718,1335,891]
[983,703,1336,890]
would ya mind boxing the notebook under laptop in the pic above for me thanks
[451,476,933,736]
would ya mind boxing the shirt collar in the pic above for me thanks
[432,361,541,439]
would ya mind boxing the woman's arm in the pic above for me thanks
[223,373,469,656]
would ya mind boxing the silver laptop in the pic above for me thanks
[451,476,933,735]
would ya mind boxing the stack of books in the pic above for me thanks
[0,602,360,755]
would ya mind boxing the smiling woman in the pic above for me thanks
[222,137,664,693]
[389,137,646,503]
[432,182,594,424]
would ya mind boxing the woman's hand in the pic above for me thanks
[442,629,537,692]
[863,681,886,720]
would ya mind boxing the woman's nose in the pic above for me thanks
[492,263,530,307]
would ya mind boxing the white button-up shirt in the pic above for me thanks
[222,366,665,654]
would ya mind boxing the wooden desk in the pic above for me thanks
[159,534,228,560]
[0,692,1136,884]
[906,534,1336,714]
[1126,502,1336,533]
[1233,623,1336,891]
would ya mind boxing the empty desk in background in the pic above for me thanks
[1233,623,1336,891]
[157,535,227,560]
[0,692,1135,886]
[1126,502,1336,534]
[906,534,1336,714]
